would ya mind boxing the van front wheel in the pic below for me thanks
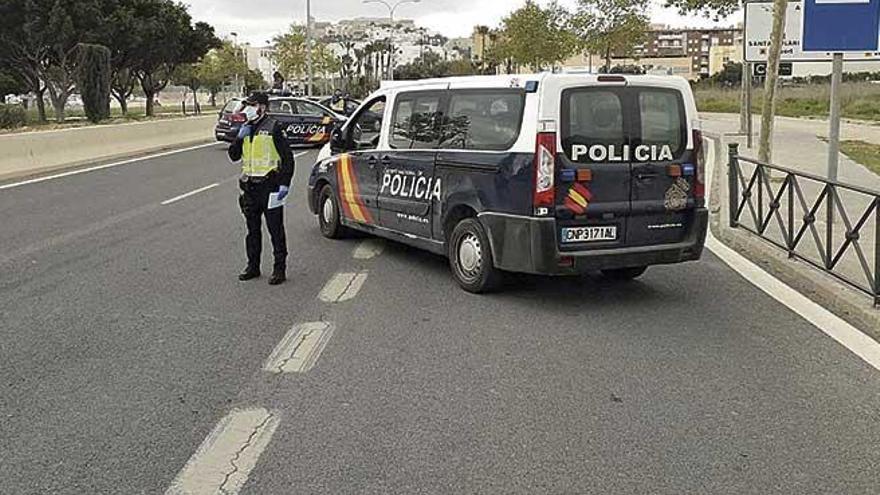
[448,218,502,293]
[318,184,346,239]
[600,266,648,281]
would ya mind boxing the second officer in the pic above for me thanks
[228,92,295,285]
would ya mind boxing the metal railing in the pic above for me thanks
[727,143,880,307]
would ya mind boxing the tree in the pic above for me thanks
[0,69,28,99]
[570,0,650,73]
[244,69,267,95]
[197,42,247,106]
[273,24,340,92]
[75,43,111,122]
[666,0,787,162]
[171,63,202,112]
[708,61,742,87]
[0,0,59,122]
[497,1,579,71]
[128,0,218,117]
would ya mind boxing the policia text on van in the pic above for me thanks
[307,74,708,293]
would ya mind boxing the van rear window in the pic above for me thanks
[562,87,687,163]
[639,91,684,153]
[439,90,525,151]
[564,91,625,160]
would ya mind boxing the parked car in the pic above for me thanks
[214,98,245,142]
[308,73,707,292]
[214,96,346,147]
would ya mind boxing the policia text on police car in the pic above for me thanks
[228,92,295,285]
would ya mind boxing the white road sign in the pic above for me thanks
[745,1,880,62]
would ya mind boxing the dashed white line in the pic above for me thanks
[353,239,385,260]
[165,408,280,495]
[318,271,368,303]
[161,183,220,205]
[0,142,220,190]
[263,321,334,373]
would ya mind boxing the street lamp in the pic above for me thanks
[362,0,421,81]
[305,0,313,96]
[231,32,241,96]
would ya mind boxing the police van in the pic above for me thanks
[307,73,708,293]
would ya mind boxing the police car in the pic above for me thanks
[214,96,344,146]
[307,73,708,293]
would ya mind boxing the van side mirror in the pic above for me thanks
[330,125,346,153]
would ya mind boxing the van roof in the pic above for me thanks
[378,73,692,92]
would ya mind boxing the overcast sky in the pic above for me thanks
[184,0,741,46]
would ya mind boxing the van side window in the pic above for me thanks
[390,93,442,149]
[639,91,684,154]
[348,97,386,151]
[563,90,625,162]
[440,90,525,151]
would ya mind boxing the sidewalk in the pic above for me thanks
[703,113,880,335]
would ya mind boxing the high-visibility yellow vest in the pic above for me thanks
[241,133,281,177]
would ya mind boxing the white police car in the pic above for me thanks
[308,73,707,293]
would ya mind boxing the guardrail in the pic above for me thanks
[727,143,880,307]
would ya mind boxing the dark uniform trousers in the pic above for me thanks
[239,175,287,272]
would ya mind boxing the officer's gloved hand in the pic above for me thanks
[237,124,252,140]
[277,185,290,201]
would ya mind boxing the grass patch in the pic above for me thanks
[838,140,880,176]
[694,82,880,122]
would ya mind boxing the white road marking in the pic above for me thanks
[318,271,368,303]
[0,142,219,190]
[263,321,334,373]
[161,183,220,205]
[353,239,385,260]
[703,136,880,372]
[165,408,280,495]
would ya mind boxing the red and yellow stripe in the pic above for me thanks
[336,154,374,224]
[564,182,593,215]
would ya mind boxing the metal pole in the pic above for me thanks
[827,53,843,182]
[388,8,395,81]
[729,143,740,228]
[746,62,754,149]
[306,0,313,96]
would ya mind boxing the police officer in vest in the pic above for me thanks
[228,92,294,285]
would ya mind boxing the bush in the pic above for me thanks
[76,43,112,123]
[0,103,27,129]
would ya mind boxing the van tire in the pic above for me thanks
[318,184,347,239]
[600,266,648,281]
[448,218,503,293]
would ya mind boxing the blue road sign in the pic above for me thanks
[803,0,880,52]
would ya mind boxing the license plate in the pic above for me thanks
[561,226,617,243]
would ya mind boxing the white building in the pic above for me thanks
[245,45,278,85]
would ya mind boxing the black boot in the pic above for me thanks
[268,266,286,285]
[238,267,261,281]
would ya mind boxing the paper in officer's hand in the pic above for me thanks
[268,192,287,210]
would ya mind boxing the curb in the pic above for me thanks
[704,131,880,341]
[0,137,217,183]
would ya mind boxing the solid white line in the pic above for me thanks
[0,142,220,190]
[161,183,220,205]
[165,408,280,495]
[353,239,385,260]
[263,321,334,373]
[318,271,368,303]
[702,136,880,372]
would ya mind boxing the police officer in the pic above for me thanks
[228,92,295,285]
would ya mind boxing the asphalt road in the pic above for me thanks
[1,144,878,494]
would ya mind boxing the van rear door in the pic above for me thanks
[627,88,693,247]
[558,88,632,249]
[558,84,695,250]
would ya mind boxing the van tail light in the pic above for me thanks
[230,112,247,123]
[533,132,556,213]
[693,129,705,201]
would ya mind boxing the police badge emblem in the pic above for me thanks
[664,178,690,211]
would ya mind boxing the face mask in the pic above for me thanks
[243,105,259,122]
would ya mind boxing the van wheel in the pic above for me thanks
[318,184,346,239]
[448,218,502,293]
[600,266,648,281]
